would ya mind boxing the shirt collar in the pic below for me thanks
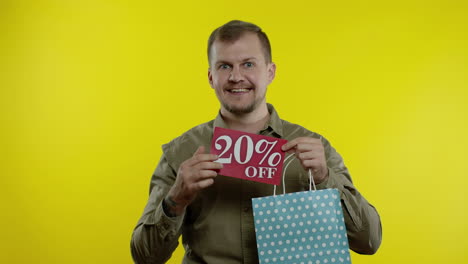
[213,103,283,137]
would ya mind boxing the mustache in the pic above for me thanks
[224,84,254,90]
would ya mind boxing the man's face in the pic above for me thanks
[208,33,276,115]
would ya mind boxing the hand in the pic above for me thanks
[166,146,223,216]
[281,137,329,184]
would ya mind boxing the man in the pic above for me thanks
[131,20,382,264]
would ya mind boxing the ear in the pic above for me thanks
[267,62,276,83]
[208,68,214,88]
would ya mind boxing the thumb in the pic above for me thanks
[193,146,205,156]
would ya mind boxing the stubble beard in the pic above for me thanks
[221,94,265,115]
[223,101,256,115]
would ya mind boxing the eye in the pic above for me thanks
[219,64,231,69]
[244,62,254,68]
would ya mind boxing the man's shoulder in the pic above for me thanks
[162,120,215,162]
[280,118,319,140]
[280,118,334,152]
[178,120,214,138]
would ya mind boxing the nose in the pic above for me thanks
[228,66,245,82]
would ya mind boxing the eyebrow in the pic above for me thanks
[215,57,258,65]
[241,57,258,62]
[215,60,230,66]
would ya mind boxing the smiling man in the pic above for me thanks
[209,30,274,116]
[131,20,382,264]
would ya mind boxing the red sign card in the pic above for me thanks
[210,127,287,185]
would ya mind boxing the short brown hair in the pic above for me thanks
[207,20,272,65]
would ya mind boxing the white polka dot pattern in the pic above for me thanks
[252,189,351,264]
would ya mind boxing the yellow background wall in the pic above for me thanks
[1,0,467,263]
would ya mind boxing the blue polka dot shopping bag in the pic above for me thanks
[252,155,352,264]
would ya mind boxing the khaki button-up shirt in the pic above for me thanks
[131,104,382,264]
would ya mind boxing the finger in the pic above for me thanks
[185,146,207,166]
[197,161,224,170]
[187,153,219,166]
[194,153,220,163]
[296,144,324,154]
[193,146,205,156]
[295,143,314,153]
[300,159,322,170]
[196,178,215,190]
[281,138,299,152]
[297,151,321,160]
[198,169,218,179]
[282,137,316,152]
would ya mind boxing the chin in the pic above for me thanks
[224,103,256,115]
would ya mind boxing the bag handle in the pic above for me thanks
[273,153,317,196]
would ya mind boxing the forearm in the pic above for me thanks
[131,197,184,264]
[316,169,382,254]
[343,195,382,255]
[131,155,184,263]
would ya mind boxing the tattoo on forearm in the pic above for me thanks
[163,196,179,217]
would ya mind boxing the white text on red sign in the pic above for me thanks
[210,127,287,185]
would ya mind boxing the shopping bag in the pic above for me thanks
[252,155,352,264]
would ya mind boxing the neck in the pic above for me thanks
[220,103,270,134]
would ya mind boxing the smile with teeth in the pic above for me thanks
[228,88,252,93]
